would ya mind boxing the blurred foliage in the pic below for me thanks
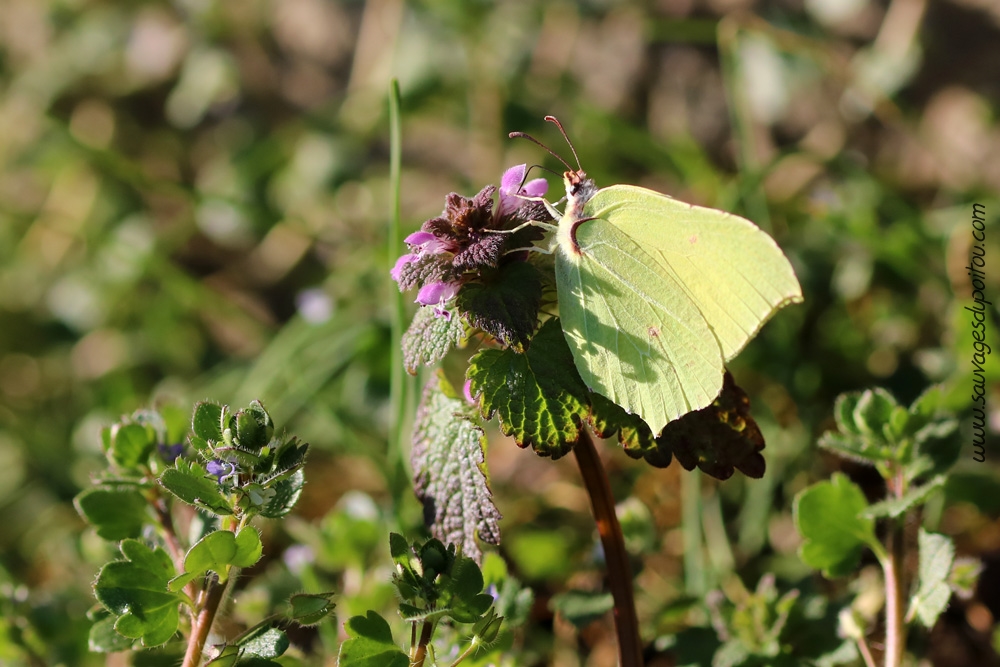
[0,0,998,664]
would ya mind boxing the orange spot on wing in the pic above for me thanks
[688,234,698,244]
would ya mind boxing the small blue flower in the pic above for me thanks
[207,459,238,483]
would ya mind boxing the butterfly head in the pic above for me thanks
[563,169,597,219]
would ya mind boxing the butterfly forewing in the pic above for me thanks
[589,184,803,361]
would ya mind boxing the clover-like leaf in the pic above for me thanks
[467,317,589,458]
[402,305,465,374]
[412,372,501,564]
[338,611,409,667]
[910,528,954,627]
[159,458,234,515]
[793,473,877,578]
[75,486,149,541]
[655,371,766,479]
[109,422,156,469]
[94,540,181,647]
[456,261,542,349]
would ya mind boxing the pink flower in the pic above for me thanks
[390,231,454,285]
[498,164,548,217]
[416,280,461,319]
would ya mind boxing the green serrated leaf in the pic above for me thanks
[94,540,181,647]
[75,487,149,540]
[910,528,954,627]
[159,459,233,515]
[861,475,946,519]
[402,304,465,373]
[111,422,155,469]
[468,317,589,458]
[793,473,877,578]
[259,468,304,518]
[589,392,662,464]
[456,261,542,349]
[412,372,501,563]
[338,611,409,667]
[192,402,224,442]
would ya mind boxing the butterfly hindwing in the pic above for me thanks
[556,214,725,436]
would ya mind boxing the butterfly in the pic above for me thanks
[514,117,802,436]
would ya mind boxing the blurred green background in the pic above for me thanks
[1,0,998,665]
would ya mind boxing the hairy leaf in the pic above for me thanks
[911,529,954,627]
[259,468,304,518]
[456,261,542,349]
[861,475,946,519]
[412,373,501,563]
[402,305,464,374]
[192,401,224,442]
[159,459,233,515]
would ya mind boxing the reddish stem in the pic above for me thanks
[574,429,644,667]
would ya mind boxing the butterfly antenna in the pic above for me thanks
[544,115,582,171]
[508,131,573,172]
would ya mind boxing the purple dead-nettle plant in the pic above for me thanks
[391,165,550,322]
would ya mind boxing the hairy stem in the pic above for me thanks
[410,620,434,667]
[574,429,644,667]
[181,574,230,667]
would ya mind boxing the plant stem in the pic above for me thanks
[883,468,907,667]
[681,469,706,597]
[387,78,407,499]
[410,620,434,667]
[181,574,230,667]
[856,632,878,667]
[573,429,644,667]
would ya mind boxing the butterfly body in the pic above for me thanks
[553,171,801,436]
